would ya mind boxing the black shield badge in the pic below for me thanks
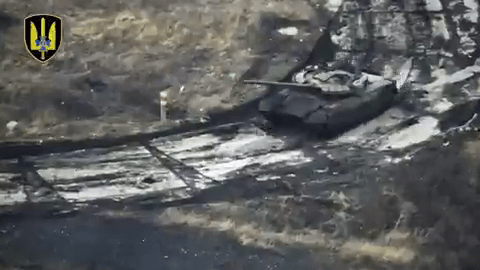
[24,14,62,63]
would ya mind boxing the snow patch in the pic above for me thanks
[214,133,285,158]
[425,0,443,11]
[168,129,286,160]
[198,158,254,179]
[151,134,221,154]
[37,157,175,183]
[396,58,413,90]
[424,65,480,110]
[430,98,454,114]
[57,175,187,202]
[197,150,312,180]
[324,0,344,12]
[0,189,27,205]
[427,66,480,90]
[277,27,298,36]
[464,0,478,23]
[334,108,409,144]
[459,35,477,55]
[378,117,440,150]
[256,175,282,181]
[5,121,17,130]
[431,16,450,40]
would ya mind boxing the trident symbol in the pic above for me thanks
[31,17,54,60]
[25,14,61,62]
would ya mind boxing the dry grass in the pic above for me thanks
[339,240,416,264]
[155,207,421,266]
[0,0,321,141]
[100,194,424,267]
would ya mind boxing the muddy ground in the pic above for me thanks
[2,126,480,270]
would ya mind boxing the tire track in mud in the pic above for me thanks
[342,0,480,76]
[438,0,465,66]
[358,0,376,71]
[402,0,435,84]
[0,118,411,261]
[140,139,221,191]
[405,0,433,55]
[334,0,436,75]
[0,123,312,206]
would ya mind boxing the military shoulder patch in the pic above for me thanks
[24,14,62,63]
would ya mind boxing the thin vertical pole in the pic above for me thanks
[160,91,167,123]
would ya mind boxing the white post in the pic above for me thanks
[160,91,168,123]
